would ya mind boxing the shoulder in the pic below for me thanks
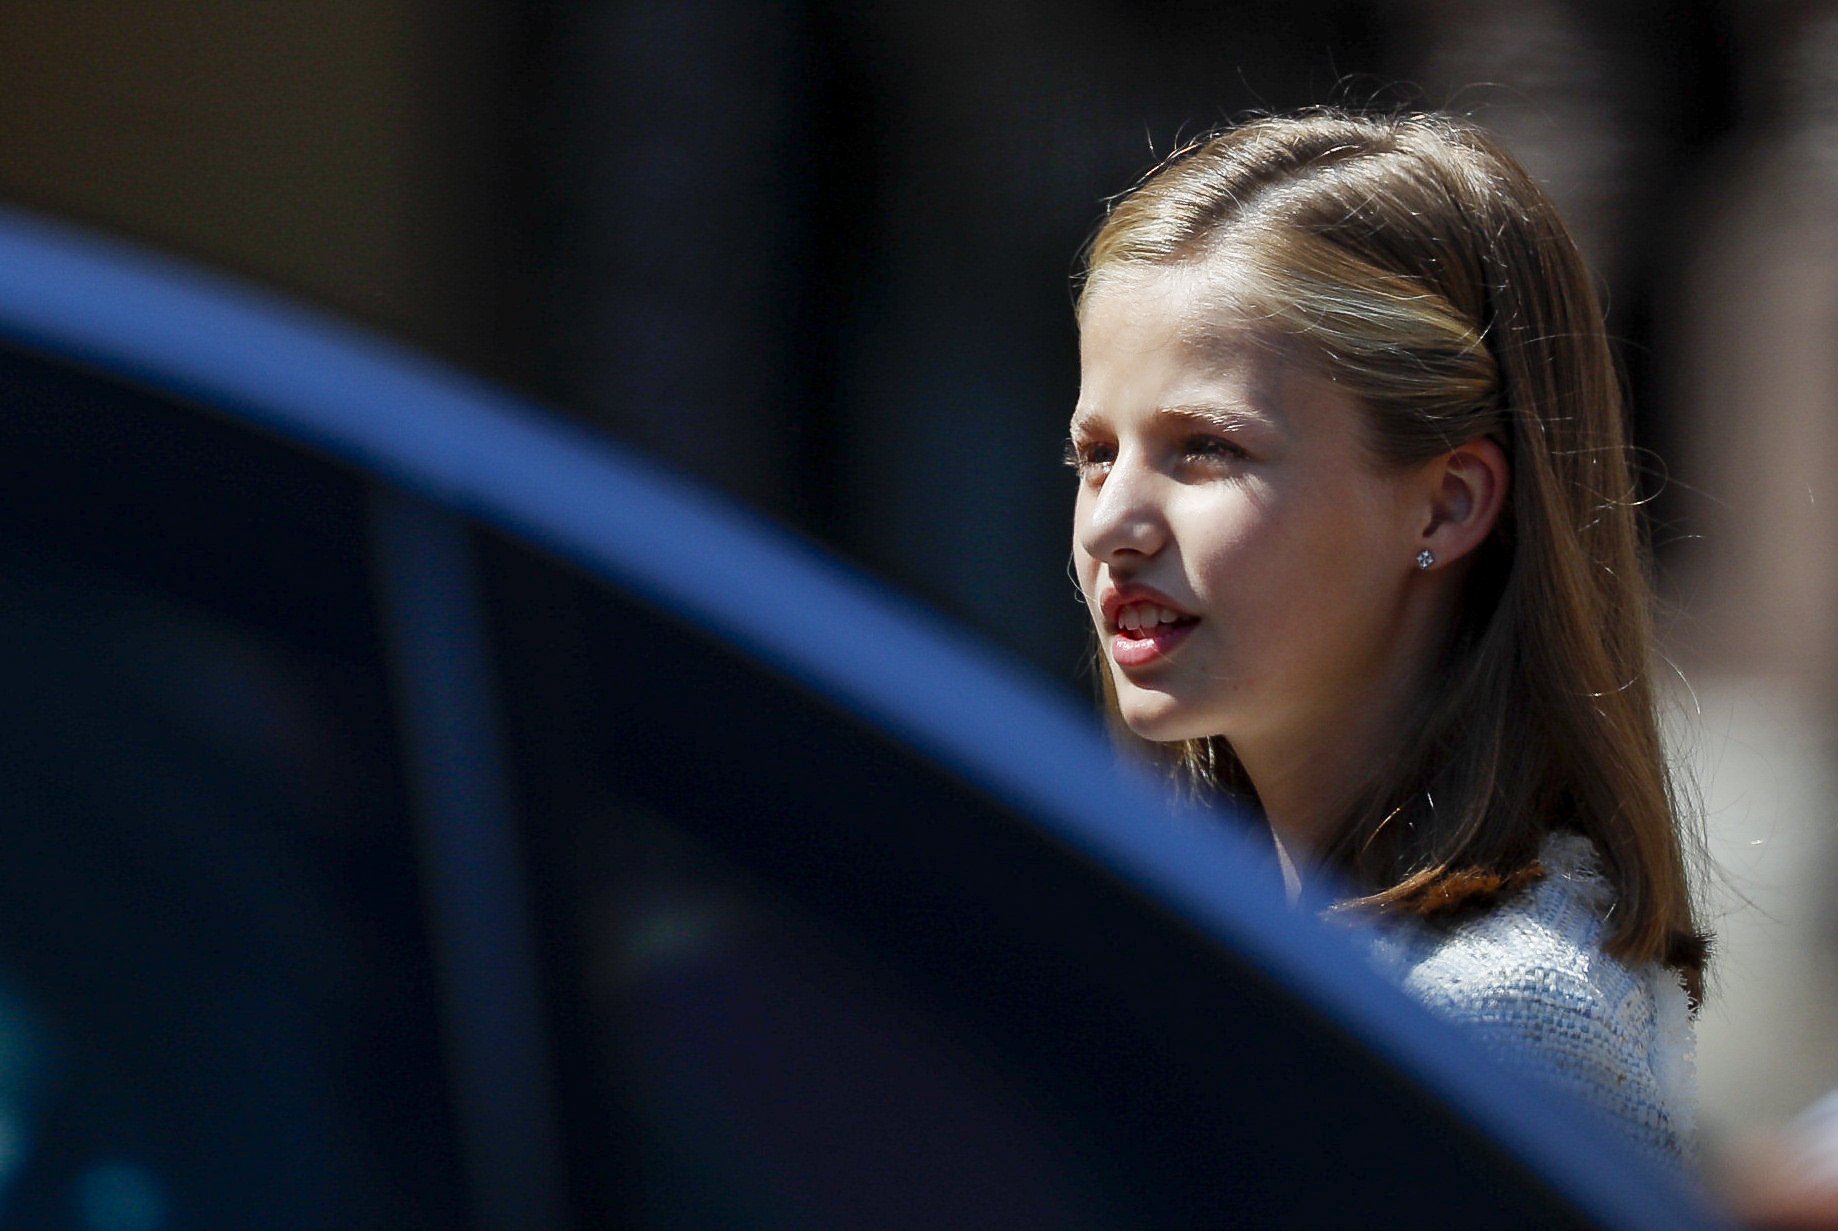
[1381,834,1698,1168]
[1397,834,1624,1019]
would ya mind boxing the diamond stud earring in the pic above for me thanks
[1416,549,1436,570]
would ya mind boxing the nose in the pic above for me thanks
[1076,454,1169,565]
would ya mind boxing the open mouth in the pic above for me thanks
[1109,602,1199,667]
[1110,602,1199,639]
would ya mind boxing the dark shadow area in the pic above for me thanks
[0,352,462,1228]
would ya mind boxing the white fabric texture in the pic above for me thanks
[1364,832,1698,1171]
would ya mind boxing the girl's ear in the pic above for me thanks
[1417,437,1509,568]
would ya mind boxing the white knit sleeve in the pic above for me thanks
[1403,945,1693,1169]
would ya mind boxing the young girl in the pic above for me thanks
[1068,111,1707,1170]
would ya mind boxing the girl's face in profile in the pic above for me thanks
[1070,267,1433,762]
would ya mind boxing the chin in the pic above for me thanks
[1114,693,1216,745]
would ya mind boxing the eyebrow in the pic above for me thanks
[1069,403,1272,435]
[1159,403,1271,431]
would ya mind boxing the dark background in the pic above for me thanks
[0,0,1767,693]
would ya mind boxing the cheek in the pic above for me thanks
[1077,569,1104,630]
[1182,487,1392,634]
[1179,494,1278,593]
[1071,499,1102,609]
[1301,480,1417,596]
[1243,493,1411,653]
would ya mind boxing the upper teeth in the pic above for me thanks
[1117,603,1185,631]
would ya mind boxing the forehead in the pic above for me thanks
[1074,265,1284,412]
[1079,261,1249,345]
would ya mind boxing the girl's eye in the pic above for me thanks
[1183,434,1246,463]
[1063,437,1115,476]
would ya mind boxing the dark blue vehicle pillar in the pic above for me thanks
[370,489,570,1231]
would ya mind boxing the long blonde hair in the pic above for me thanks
[1078,111,1706,994]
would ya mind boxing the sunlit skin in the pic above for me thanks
[1070,266,1507,868]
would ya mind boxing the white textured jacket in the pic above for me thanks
[1366,832,1698,1171]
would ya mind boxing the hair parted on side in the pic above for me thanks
[1076,109,1708,999]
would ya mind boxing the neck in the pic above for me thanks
[1234,607,1448,883]
[1238,707,1398,874]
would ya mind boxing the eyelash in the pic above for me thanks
[1062,435,1245,476]
[1062,438,1113,475]
[1182,435,1246,462]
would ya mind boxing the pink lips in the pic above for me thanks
[1110,620,1196,667]
[1099,584,1199,669]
